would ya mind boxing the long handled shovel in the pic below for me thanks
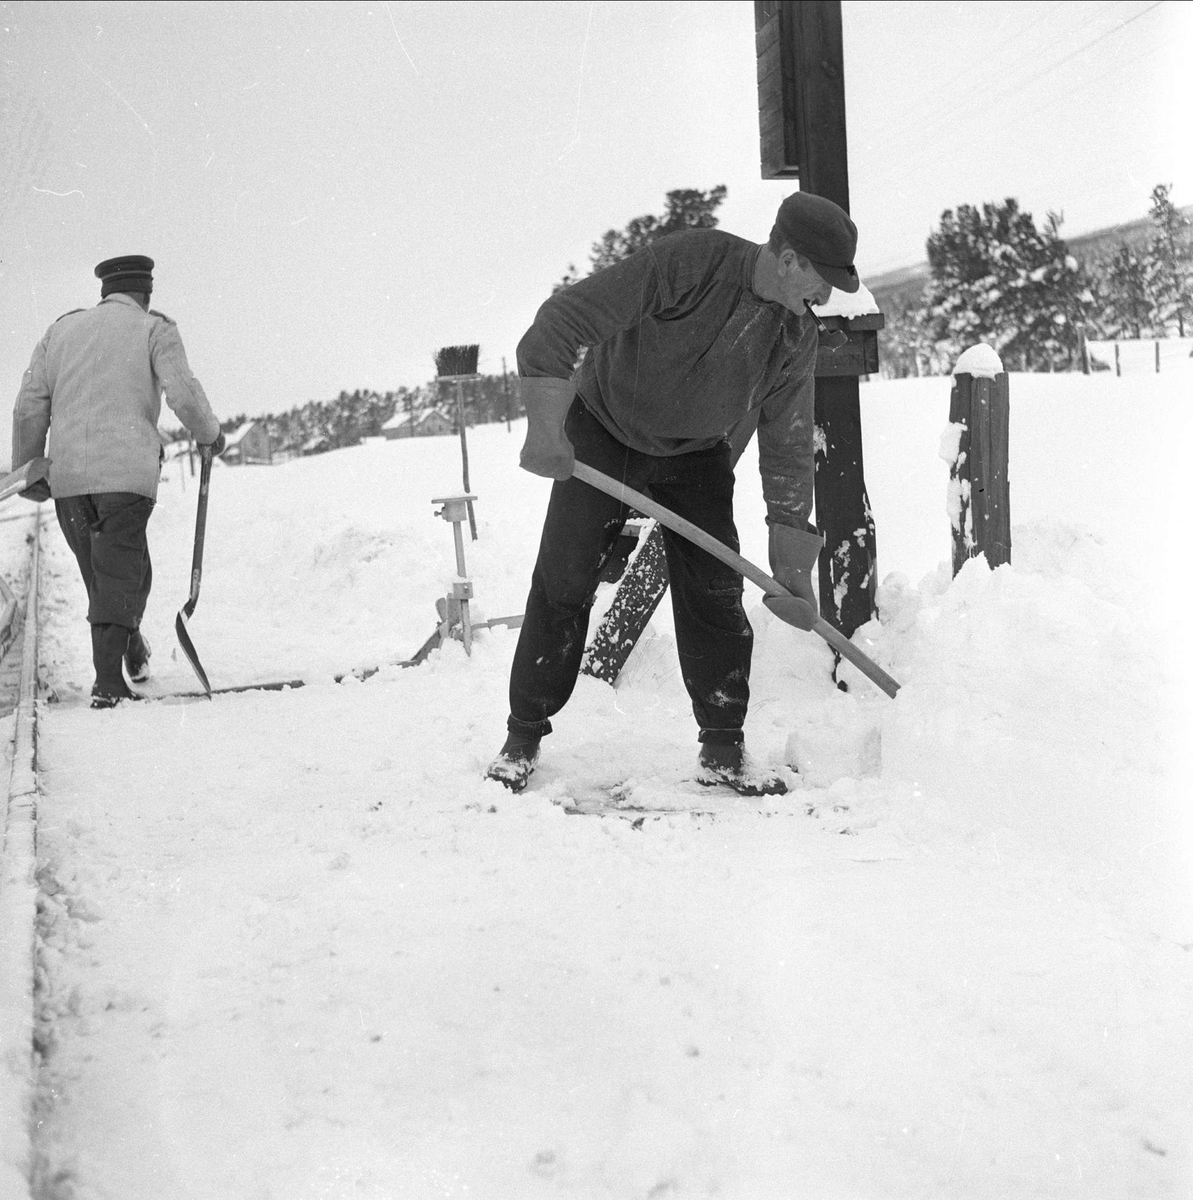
[571,461,901,698]
[175,444,214,696]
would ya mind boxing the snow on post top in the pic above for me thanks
[814,280,879,320]
[952,344,1004,378]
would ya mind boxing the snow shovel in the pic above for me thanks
[175,443,214,696]
[571,461,901,698]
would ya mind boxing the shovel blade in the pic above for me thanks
[175,609,212,696]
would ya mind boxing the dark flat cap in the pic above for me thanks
[95,255,154,297]
[771,194,859,293]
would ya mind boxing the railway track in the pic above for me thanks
[0,508,44,1200]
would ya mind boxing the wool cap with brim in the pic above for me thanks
[770,193,859,294]
[95,255,154,297]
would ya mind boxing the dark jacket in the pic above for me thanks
[516,229,818,527]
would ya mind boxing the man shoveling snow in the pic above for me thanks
[487,192,861,796]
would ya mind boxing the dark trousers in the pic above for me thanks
[509,402,751,739]
[55,492,154,629]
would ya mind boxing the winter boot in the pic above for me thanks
[90,623,139,709]
[124,628,152,683]
[696,736,788,797]
[485,731,542,793]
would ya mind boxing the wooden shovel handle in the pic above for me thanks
[571,461,900,698]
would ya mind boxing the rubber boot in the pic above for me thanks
[91,623,137,709]
[485,731,542,793]
[125,628,152,682]
[696,733,788,797]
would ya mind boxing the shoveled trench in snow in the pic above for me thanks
[8,370,1191,1199]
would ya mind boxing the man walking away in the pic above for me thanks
[12,255,226,708]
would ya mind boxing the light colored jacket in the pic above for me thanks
[11,293,222,500]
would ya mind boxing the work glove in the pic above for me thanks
[204,430,227,457]
[763,522,823,630]
[20,479,51,504]
[518,377,575,480]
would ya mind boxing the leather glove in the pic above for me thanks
[204,430,227,457]
[763,522,823,630]
[518,377,575,480]
[20,479,51,504]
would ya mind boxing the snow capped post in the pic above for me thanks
[943,344,1010,576]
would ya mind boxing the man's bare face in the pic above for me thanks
[775,250,832,312]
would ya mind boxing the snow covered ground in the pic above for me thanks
[3,369,1191,1198]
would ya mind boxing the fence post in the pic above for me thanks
[1156,340,1161,373]
[1077,324,1090,374]
[945,344,1011,576]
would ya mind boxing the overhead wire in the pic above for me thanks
[864,1,1161,174]
[859,0,1168,200]
[854,0,1127,165]
[858,0,1071,146]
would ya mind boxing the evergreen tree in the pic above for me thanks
[876,297,936,378]
[1095,244,1153,339]
[922,199,1091,370]
[1145,183,1193,336]
[554,185,728,291]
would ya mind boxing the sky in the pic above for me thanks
[2,0,1190,444]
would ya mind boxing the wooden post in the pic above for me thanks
[1156,340,1161,373]
[440,376,479,540]
[755,0,877,640]
[947,346,1010,575]
[1114,342,1121,377]
[1077,325,1090,375]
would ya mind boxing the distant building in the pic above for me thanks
[222,420,273,465]
[382,408,454,440]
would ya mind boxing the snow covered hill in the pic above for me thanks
[7,370,1191,1198]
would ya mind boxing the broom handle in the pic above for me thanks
[455,381,478,540]
[571,461,900,698]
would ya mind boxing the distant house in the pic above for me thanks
[382,408,454,440]
[222,420,273,465]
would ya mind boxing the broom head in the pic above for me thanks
[434,344,479,377]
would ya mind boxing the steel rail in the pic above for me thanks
[0,510,44,1200]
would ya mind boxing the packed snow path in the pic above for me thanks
[6,374,1192,1198]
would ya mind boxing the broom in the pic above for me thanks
[434,343,480,540]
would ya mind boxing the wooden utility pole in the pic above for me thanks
[756,0,878,640]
